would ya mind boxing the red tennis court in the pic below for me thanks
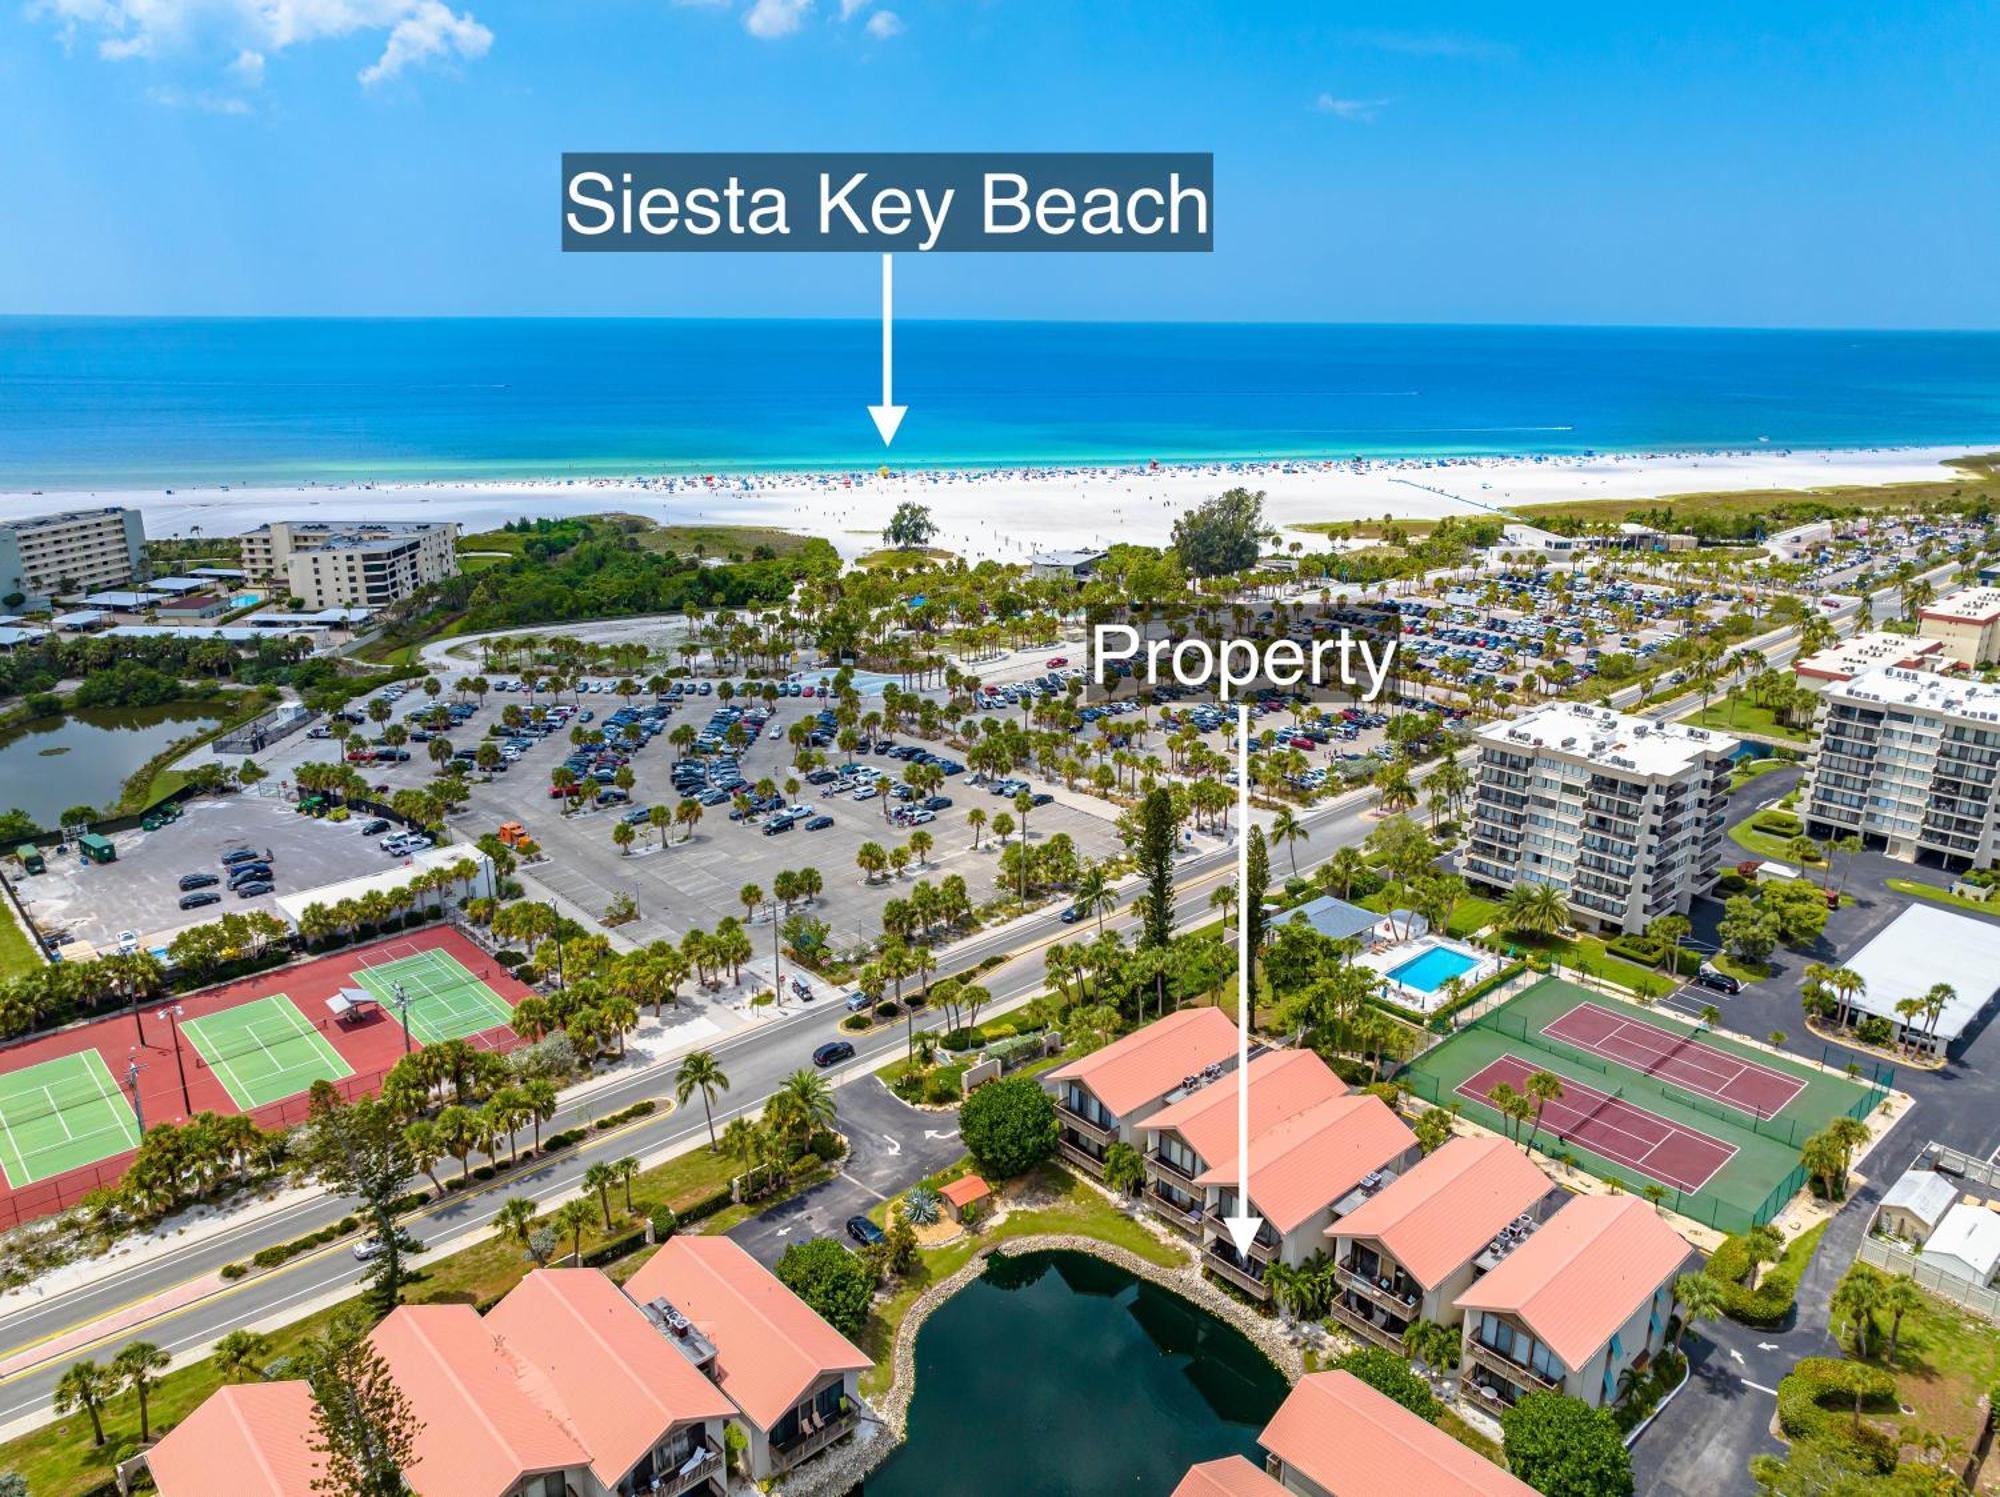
[1542,1001,1806,1118]
[1457,1053,1738,1193]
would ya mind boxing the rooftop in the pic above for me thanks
[1880,1166,1959,1230]
[1455,1195,1691,1370]
[1193,1092,1416,1235]
[1259,1372,1538,1497]
[1046,1006,1239,1119]
[146,1382,323,1497]
[1283,894,1381,944]
[623,1235,870,1431]
[78,589,167,608]
[144,576,211,593]
[941,1175,993,1209]
[1922,1201,2000,1282]
[1172,1456,1289,1497]
[1830,664,2000,723]
[485,1269,736,1490]
[1327,1136,1554,1288]
[1478,700,1736,776]
[1142,1048,1347,1168]
[1,506,135,531]
[1794,631,1944,682]
[1030,548,1109,567]
[1921,587,2000,624]
[1840,903,2000,1041]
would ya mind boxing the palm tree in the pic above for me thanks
[1829,967,1867,1032]
[1522,1070,1565,1151]
[495,1197,539,1261]
[112,1341,171,1442]
[1881,1276,1925,1364]
[1323,845,1366,901]
[583,1162,619,1230]
[614,1155,640,1214]
[1672,1272,1723,1354]
[775,1067,836,1144]
[213,1328,272,1384]
[1270,806,1309,874]
[677,1050,730,1150]
[553,1198,596,1264]
[1742,1224,1784,1290]
[1831,1264,1886,1358]
[1072,864,1117,935]
[520,1078,557,1153]
[53,1358,118,1446]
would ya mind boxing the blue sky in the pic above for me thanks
[2,0,1994,326]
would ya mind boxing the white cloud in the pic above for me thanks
[743,0,810,38]
[837,0,869,17]
[31,0,493,90]
[863,8,900,37]
[146,84,252,114]
[1313,93,1390,123]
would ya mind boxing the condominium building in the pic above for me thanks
[0,506,144,606]
[1918,586,2000,667]
[1455,1194,1692,1411]
[240,519,460,609]
[1465,701,1736,936]
[1044,1006,1239,1178]
[1803,665,2000,868]
[1793,630,1944,690]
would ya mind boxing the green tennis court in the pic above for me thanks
[350,947,515,1047]
[182,993,355,1111]
[0,1051,142,1188]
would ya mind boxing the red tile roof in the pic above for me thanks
[1328,1136,1553,1288]
[1142,1048,1346,1167]
[1195,1093,1416,1236]
[486,1269,736,1490]
[369,1303,590,1497]
[147,1382,322,1497]
[624,1235,871,1431]
[1172,1455,1290,1497]
[941,1175,992,1209]
[1045,1007,1238,1118]
[1260,1372,1538,1497]
[1455,1194,1693,1370]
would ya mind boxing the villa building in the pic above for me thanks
[240,519,460,609]
[1254,1369,1538,1497]
[1324,1136,1563,1352]
[146,1382,324,1497]
[0,505,145,608]
[625,1235,871,1483]
[1454,1194,1692,1411]
[1803,665,2000,869]
[1135,1049,1419,1303]
[1919,586,2000,667]
[1465,701,1735,936]
[1044,1005,1239,1178]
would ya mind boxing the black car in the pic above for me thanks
[812,1040,855,1068]
[762,818,795,837]
[234,879,274,898]
[1060,905,1085,924]
[361,819,391,836]
[177,872,218,891]
[1031,793,1054,807]
[922,796,953,812]
[220,847,266,866]
[805,815,834,831]
[178,891,222,910]
[1695,967,1743,995]
[227,863,272,886]
[844,1215,885,1248]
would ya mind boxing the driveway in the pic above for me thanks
[728,1075,965,1266]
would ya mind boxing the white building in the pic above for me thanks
[240,520,459,609]
[1803,666,2000,868]
[1465,701,1736,935]
[1919,587,2000,667]
[1793,631,1945,690]
[1496,524,1583,559]
[1834,903,2000,1058]
[1767,520,1835,561]
[0,507,145,608]
[1028,548,1109,583]
[1919,1203,2000,1287]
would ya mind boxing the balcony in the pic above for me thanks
[1056,1135,1108,1177]
[1206,1205,1280,1261]
[1327,1293,1408,1351]
[1143,1181,1206,1238]
[1055,1101,1119,1147]
[1463,1336,1561,1395]
[1335,1257,1422,1315]
[650,1438,726,1497]
[1203,1245,1272,1300]
[771,1406,859,1472]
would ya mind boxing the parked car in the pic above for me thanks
[812,1041,855,1068]
[220,847,267,866]
[178,891,222,910]
[177,872,219,891]
[1695,966,1743,995]
[234,879,274,898]
[844,1216,885,1248]
[360,819,391,837]
[805,815,834,831]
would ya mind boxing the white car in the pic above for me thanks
[852,785,879,801]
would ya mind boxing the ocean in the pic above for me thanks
[1,318,1997,488]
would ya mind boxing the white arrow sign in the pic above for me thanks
[881,1133,902,1156]
[867,252,907,446]
[923,1128,959,1141]
[1223,701,1266,1260]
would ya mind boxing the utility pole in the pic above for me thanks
[158,1005,192,1117]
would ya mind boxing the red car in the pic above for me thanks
[1290,736,1316,750]
[1046,656,1068,668]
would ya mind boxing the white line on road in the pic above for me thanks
[840,1171,888,1203]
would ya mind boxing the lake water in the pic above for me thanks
[856,1249,1288,1497]
[0,705,223,827]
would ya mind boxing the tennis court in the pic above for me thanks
[1458,1052,1737,1193]
[0,1052,143,1188]
[1542,1000,1806,1118]
[350,945,516,1046]
[182,994,356,1112]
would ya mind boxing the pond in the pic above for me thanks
[855,1250,1288,1497]
[0,704,224,827]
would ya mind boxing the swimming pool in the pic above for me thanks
[1385,945,1482,994]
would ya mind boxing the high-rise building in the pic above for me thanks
[1465,701,1735,935]
[1803,665,2000,868]
[240,520,460,609]
[0,506,144,606]
[1918,587,2000,668]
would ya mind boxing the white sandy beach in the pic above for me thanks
[0,445,1984,562]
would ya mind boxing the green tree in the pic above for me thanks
[213,1328,274,1383]
[1672,1271,1724,1354]
[676,1049,731,1150]
[1331,1346,1440,1421]
[958,1075,1058,1179]
[294,1085,417,1315]
[112,1341,171,1442]
[1135,787,1178,952]
[52,1358,117,1447]
[1102,1140,1146,1195]
[774,1236,875,1340]
[1171,488,1266,578]
[298,1309,423,1497]
[882,501,938,551]
[1499,1391,1634,1497]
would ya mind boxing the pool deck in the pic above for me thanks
[1358,934,1498,1013]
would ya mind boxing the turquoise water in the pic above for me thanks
[1387,945,1481,994]
[2,319,1998,487]
[857,1249,1286,1496]
[229,592,262,609]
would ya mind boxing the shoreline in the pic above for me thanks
[1,442,1989,564]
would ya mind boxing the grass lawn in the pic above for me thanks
[1712,954,1773,984]
[857,1162,1190,1398]
[1511,453,2000,528]
[1494,929,1679,997]
[1358,889,1500,939]
[0,1135,738,1497]
[1729,757,1792,791]
[856,546,954,571]
[1681,694,1814,743]
[0,901,45,980]
[1885,877,2000,920]
[1728,820,1826,868]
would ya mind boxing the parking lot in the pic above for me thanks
[16,792,401,955]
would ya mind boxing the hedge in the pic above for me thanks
[1706,1223,1822,1326]
[1775,1357,1899,1473]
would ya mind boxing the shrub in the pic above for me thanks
[1706,1226,1818,1326]
[1500,1391,1633,1497]
[1855,1016,1893,1046]
[1775,1358,1898,1473]
[876,1001,901,1018]
[809,1130,845,1163]
[841,1014,871,1032]
[649,1204,678,1240]
[1753,809,1804,836]
[1331,1347,1439,1421]
[677,1187,735,1227]
[774,1237,875,1339]
[220,1262,247,1280]
[923,1069,963,1105]
[1606,934,1668,966]
[959,1075,1058,1178]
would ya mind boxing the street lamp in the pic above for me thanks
[125,1053,145,1134]
[157,1004,191,1116]
[391,981,413,1055]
